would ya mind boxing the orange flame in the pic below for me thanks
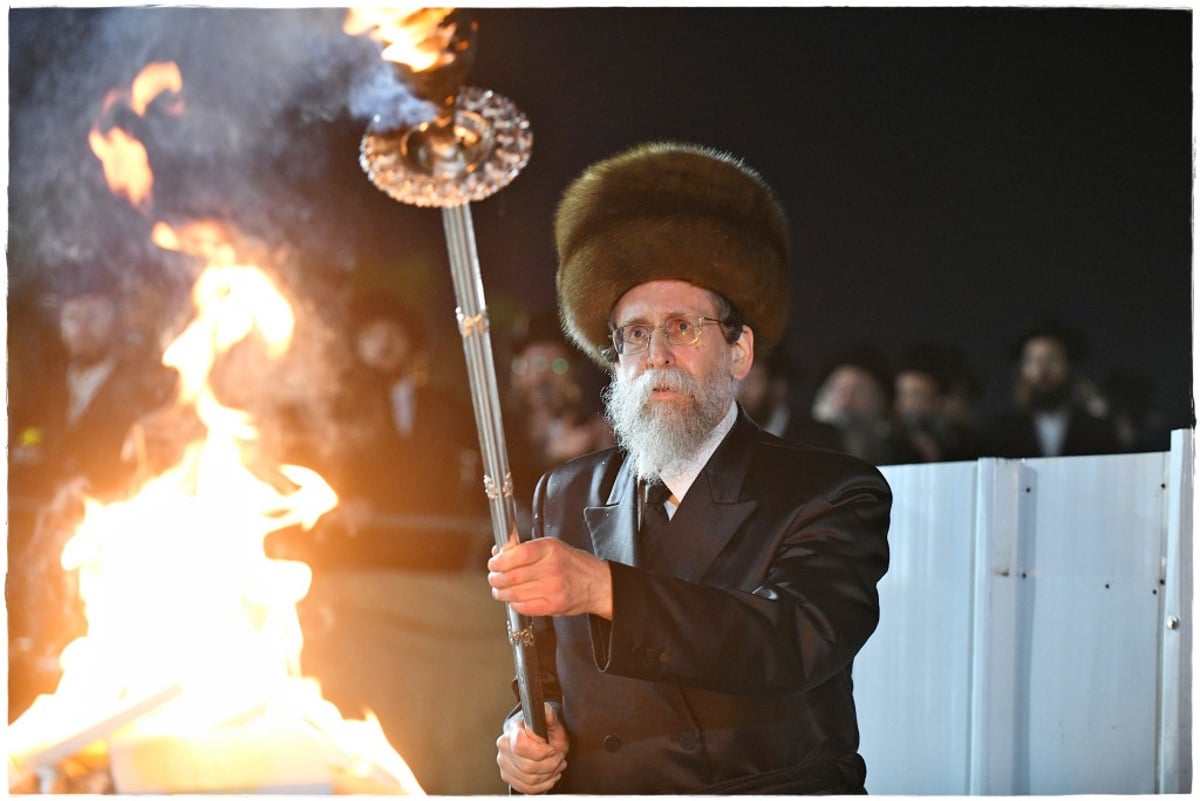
[88,126,155,212]
[344,7,456,71]
[131,61,184,116]
[88,62,184,211]
[151,218,243,267]
[9,229,425,791]
[14,65,425,784]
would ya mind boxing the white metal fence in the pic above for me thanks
[856,429,1193,795]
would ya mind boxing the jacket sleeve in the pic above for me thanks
[592,465,891,696]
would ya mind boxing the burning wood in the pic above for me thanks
[9,682,421,793]
[8,683,183,792]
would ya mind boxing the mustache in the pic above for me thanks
[625,367,698,403]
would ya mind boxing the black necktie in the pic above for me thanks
[638,481,672,565]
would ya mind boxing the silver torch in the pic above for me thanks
[347,8,546,739]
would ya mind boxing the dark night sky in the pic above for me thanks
[6,6,1195,431]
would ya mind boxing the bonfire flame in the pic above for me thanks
[54,247,332,729]
[130,62,184,116]
[8,61,424,794]
[10,228,422,792]
[88,61,183,212]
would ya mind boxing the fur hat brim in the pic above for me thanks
[555,142,790,367]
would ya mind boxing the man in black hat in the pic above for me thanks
[8,269,174,717]
[316,292,487,569]
[10,273,173,499]
[486,142,892,794]
[810,344,919,465]
[982,320,1119,458]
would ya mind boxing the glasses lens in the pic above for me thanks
[613,317,714,355]
[616,324,651,354]
[664,316,700,346]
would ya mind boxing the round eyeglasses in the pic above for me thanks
[610,314,726,357]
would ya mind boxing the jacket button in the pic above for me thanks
[603,735,622,753]
[678,731,698,750]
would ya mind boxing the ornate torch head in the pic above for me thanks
[347,7,532,208]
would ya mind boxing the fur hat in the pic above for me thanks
[555,142,790,367]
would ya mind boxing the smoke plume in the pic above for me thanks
[7,7,429,465]
[8,7,422,291]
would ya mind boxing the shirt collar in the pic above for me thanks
[66,357,118,424]
[658,401,738,510]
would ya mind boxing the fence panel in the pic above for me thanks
[855,460,978,794]
[857,432,1191,795]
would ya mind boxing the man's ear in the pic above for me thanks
[730,326,755,381]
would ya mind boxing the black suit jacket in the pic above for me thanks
[10,354,173,500]
[519,409,892,794]
[983,404,1119,458]
[329,378,483,517]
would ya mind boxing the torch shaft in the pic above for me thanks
[441,203,548,741]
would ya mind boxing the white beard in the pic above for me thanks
[603,365,737,482]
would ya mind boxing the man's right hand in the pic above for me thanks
[496,703,569,794]
[487,538,614,619]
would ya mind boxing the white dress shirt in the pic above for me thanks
[653,402,738,519]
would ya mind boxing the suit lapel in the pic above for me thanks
[582,411,763,576]
[584,456,639,566]
[659,495,755,582]
[647,411,760,581]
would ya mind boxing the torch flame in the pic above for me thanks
[344,7,456,72]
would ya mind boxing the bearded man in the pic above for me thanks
[983,321,1120,458]
[486,142,892,794]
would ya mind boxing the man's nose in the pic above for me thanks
[644,327,675,366]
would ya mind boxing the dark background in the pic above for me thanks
[7,6,1194,431]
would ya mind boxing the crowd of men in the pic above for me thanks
[792,322,1170,466]
[5,256,1174,719]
